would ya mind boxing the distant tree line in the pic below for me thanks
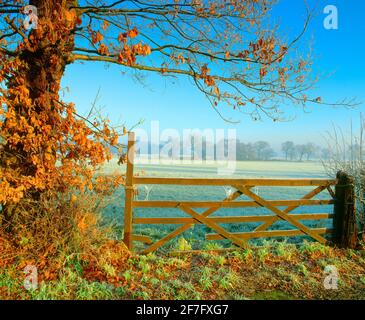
[236,141,275,161]
[280,141,332,162]
[133,137,332,162]
[237,140,331,161]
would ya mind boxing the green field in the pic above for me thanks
[101,160,333,251]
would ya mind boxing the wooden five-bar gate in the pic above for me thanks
[123,132,357,253]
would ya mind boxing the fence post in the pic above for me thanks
[123,132,135,251]
[333,171,357,249]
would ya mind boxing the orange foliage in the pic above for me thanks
[0,0,327,215]
[0,2,124,206]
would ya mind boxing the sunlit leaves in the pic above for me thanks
[98,43,109,56]
[91,31,103,44]
[0,2,123,205]
[127,27,139,39]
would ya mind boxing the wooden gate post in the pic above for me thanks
[333,171,357,248]
[124,132,135,251]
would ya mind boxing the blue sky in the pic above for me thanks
[61,0,365,150]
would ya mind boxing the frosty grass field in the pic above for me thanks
[101,160,333,251]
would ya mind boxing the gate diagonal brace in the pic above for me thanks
[234,185,328,245]
[179,205,249,249]
[140,188,247,254]
[251,184,329,232]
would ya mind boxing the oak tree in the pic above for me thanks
[0,0,354,209]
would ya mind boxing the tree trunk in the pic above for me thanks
[5,0,75,176]
[1,1,76,225]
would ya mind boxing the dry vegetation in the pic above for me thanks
[1,182,364,300]
[1,231,365,300]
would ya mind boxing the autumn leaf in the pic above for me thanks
[259,66,267,79]
[102,20,110,30]
[92,31,103,44]
[64,9,76,23]
[315,97,322,103]
[77,216,87,232]
[71,194,77,203]
[127,27,139,39]
[76,16,82,26]
[98,44,110,56]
